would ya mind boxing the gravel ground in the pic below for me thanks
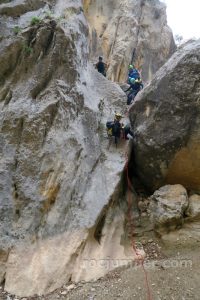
[1,238,200,300]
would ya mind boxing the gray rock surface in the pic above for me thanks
[83,0,176,82]
[149,185,188,234]
[0,0,195,297]
[0,0,136,296]
[129,39,200,192]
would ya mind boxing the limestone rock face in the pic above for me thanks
[150,185,188,234]
[129,40,200,192]
[0,0,134,296]
[83,0,176,82]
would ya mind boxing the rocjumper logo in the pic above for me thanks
[82,258,193,270]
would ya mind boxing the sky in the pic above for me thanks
[162,0,200,39]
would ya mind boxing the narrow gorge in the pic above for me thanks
[0,0,200,299]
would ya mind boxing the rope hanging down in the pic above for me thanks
[125,149,153,300]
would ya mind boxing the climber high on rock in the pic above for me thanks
[125,77,143,105]
[127,64,140,84]
[95,56,107,77]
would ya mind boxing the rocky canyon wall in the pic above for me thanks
[0,0,135,296]
[83,0,176,83]
[0,0,196,298]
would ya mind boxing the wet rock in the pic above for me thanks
[149,185,188,234]
[130,39,200,192]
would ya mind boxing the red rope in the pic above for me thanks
[125,152,153,300]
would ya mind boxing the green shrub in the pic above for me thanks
[23,44,33,55]
[30,16,41,26]
[13,26,21,35]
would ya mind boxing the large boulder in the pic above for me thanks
[149,185,188,234]
[0,0,136,297]
[186,194,200,221]
[129,39,200,192]
[83,0,176,82]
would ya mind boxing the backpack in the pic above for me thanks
[106,121,121,138]
[128,69,140,83]
[106,121,114,136]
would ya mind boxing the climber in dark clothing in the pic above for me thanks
[96,56,107,77]
[106,113,123,146]
[125,77,143,105]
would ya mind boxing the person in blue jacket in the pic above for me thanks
[127,64,140,83]
[125,77,143,105]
